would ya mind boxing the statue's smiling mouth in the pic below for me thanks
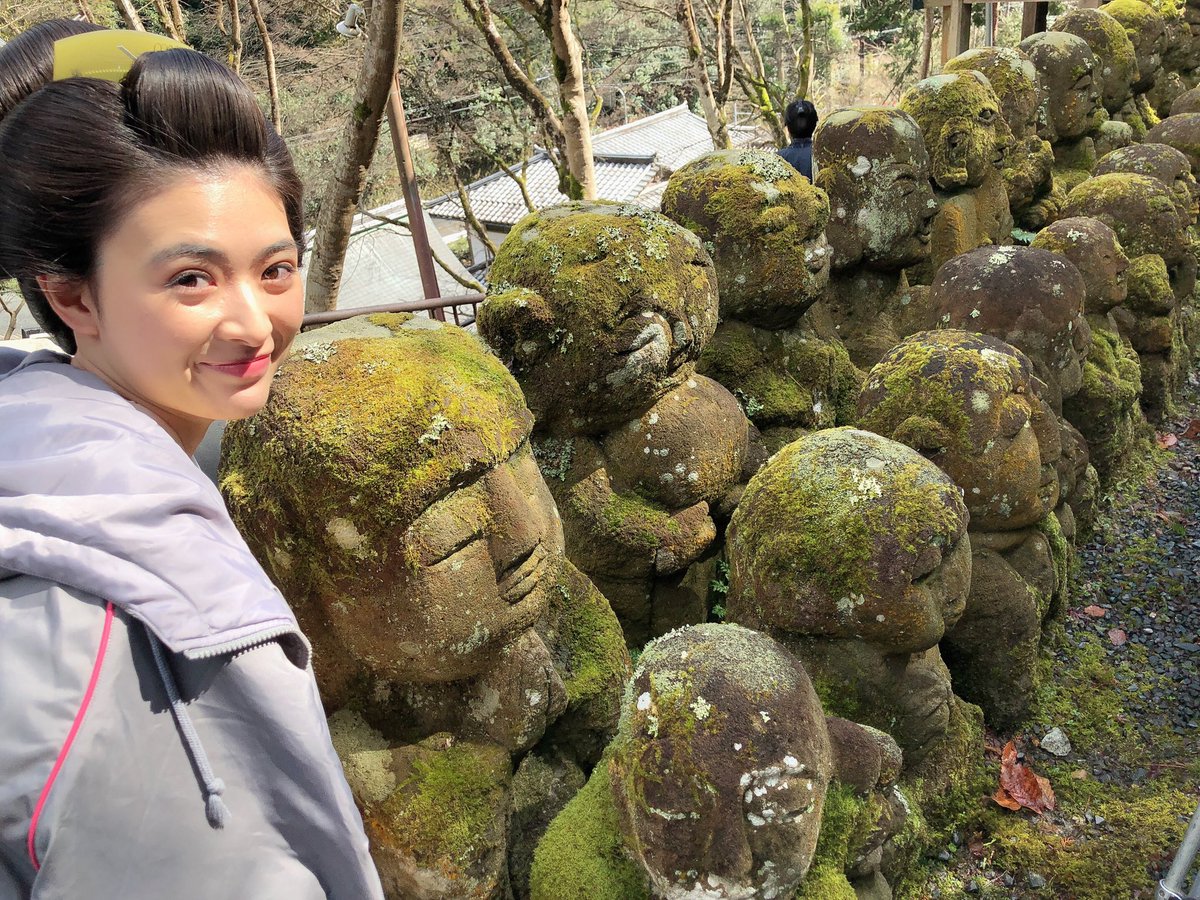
[499,543,548,604]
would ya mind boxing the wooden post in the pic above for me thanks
[942,0,972,63]
[1021,1,1047,38]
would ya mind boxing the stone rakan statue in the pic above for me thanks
[221,314,631,898]
[1063,172,1191,419]
[858,331,1068,729]
[725,426,978,777]
[531,624,909,900]
[929,245,1098,539]
[1101,0,1169,132]
[661,149,859,452]
[1019,31,1104,195]
[1051,7,1140,154]
[806,105,940,369]
[477,203,757,644]
[944,47,1064,230]
[1031,216,1148,483]
[899,72,1014,282]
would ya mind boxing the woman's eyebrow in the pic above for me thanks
[149,240,300,269]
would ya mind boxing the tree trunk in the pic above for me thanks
[114,0,146,31]
[76,0,95,23]
[149,0,182,39]
[168,0,186,39]
[678,0,731,149]
[305,0,405,313]
[920,8,934,80]
[545,0,596,198]
[246,0,281,132]
[797,0,813,97]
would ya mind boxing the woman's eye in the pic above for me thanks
[264,262,297,282]
[169,270,214,290]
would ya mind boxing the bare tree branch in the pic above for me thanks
[114,0,146,31]
[246,0,281,131]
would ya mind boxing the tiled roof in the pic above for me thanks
[302,199,477,309]
[592,103,761,172]
[426,104,765,229]
[425,153,656,230]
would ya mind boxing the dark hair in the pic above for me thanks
[785,99,818,141]
[0,33,304,352]
[0,18,103,121]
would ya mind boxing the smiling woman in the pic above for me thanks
[0,21,383,900]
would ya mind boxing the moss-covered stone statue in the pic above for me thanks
[929,245,1098,539]
[803,106,940,371]
[1019,31,1105,194]
[1145,112,1200,178]
[899,72,1015,283]
[725,427,980,783]
[1051,8,1141,154]
[1146,0,1195,116]
[944,47,1065,230]
[1094,142,1200,359]
[531,624,910,900]
[1031,217,1149,482]
[857,331,1067,730]
[477,203,756,644]
[1172,86,1200,115]
[1063,172,1191,418]
[220,315,631,898]
[660,149,858,452]
[1101,0,1169,130]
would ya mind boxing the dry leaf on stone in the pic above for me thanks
[1082,605,1107,618]
[1182,419,1200,440]
[1108,628,1128,647]
[1157,432,1179,449]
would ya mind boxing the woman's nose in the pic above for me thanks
[219,281,274,345]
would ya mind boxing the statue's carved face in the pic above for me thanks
[1096,143,1200,226]
[1021,33,1103,141]
[357,444,565,682]
[902,73,1012,190]
[814,108,937,270]
[1104,0,1166,91]
[478,204,720,434]
[1053,10,1139,113]
[610,626,832,900]
[858,333,1062,532]
[945,48,1041,139]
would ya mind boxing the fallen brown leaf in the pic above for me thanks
[1071,769,1089,780]
[1182,419,1200,440]
[1083,605,1108,618]
[1158,432,1179,449]
[993,787,1022,811]
[1108,628,1128,647]
[998,740,1056,815]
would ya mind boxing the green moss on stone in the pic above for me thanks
[529,760,649,900]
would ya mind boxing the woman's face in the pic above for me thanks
[72,167,303,449]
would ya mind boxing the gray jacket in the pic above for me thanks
[0,349,384,900]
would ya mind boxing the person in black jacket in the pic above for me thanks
[779,99,818,180]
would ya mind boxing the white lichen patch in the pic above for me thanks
[691,696,713,721]
[326,517,367,552]
[850,155,873,176]
[971,389,992,413]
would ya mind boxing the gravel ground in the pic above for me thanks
[1071,372,1200,748]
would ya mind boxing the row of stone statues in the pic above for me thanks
[215,8,1200,895]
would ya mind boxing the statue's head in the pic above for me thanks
[1019,32,1104,142]
[221,315,564,686]
[812,106,937,271]
[900,72,1013,190]
[857,330,1062,531]
[1095,142,1200,226]
[477,202,720,434]
[726,427,971,654]
[1030,216,1130,314]
[662,149,832,328]
[609,624,833,900]
[944,47,1042,139]
[1052,8,1139,113]
[931,245,1091,407]
[1100,0,1167,92]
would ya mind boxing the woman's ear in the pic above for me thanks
[36,274,100,339]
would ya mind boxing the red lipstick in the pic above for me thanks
[201,354,272,379]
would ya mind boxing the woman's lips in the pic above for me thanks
[200,353,272,379]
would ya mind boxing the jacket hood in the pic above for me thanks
[0,348,305,662]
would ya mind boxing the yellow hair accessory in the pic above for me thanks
[52,30,188,83]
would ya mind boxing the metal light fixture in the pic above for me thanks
[336,3,365,38]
